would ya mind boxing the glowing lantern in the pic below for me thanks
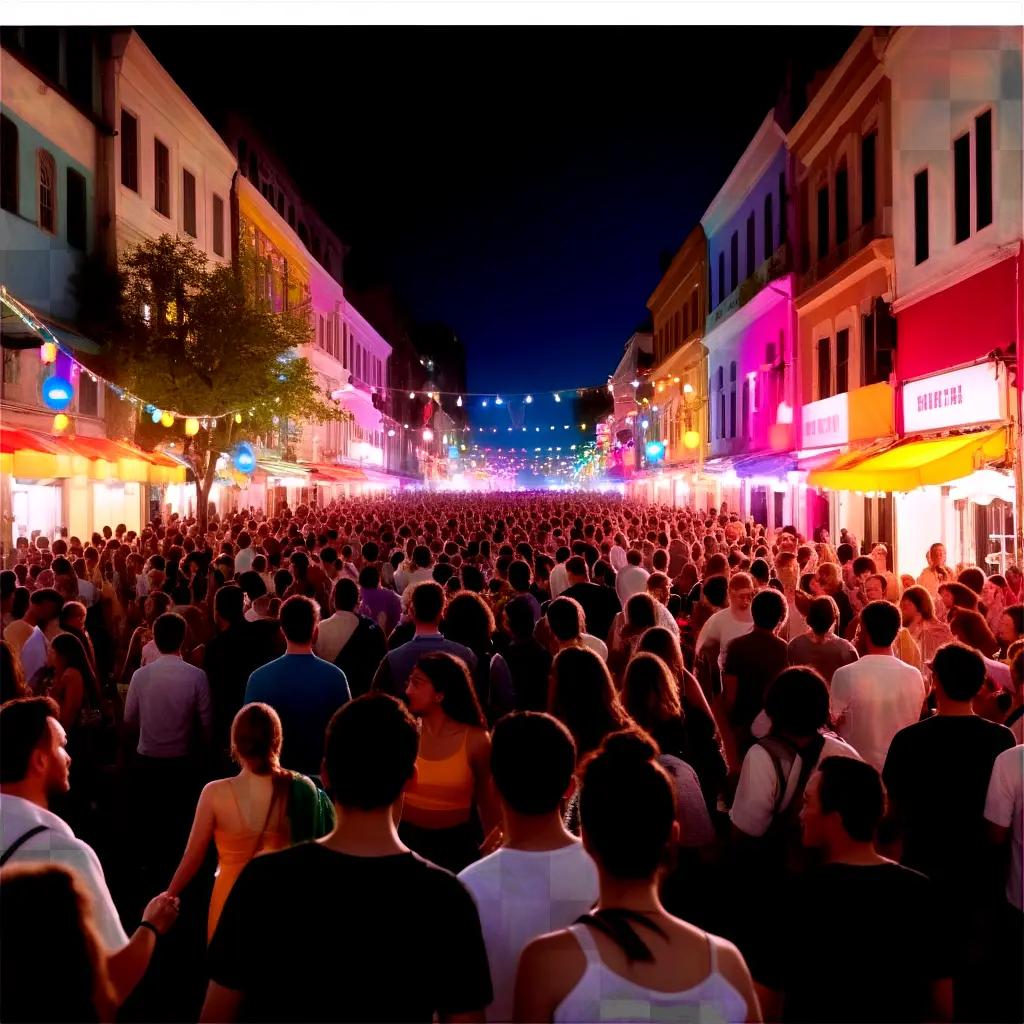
[234,413,243,424]
[52,413,70,432]
[422,428,434,442]
[42,375,74,412]
[233,441,256,474]
[684,430,701,449]
[151,408,163,424]
[160,411,175,428]
[184,417,200,436]
[40,342,58,364]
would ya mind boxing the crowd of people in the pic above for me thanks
[0,494,1022,1023]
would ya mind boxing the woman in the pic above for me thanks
[400,652,498,873]
[0,639,29,703]
[120,591,172,686]
[167,702,332,942]
[936,580,979,624]
[1005,566,1024,605]
[981,574,1008,636]
[636,627,727,811]
[947,607,1001,660]
[441,590,507,717]
[47,633,102,733]
[899,584,950,673]
[514,730,760,1023]
[995,604,1024,659]
[775,553,807,642]
[609,593,659,680]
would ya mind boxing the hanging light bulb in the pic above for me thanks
[235,412,242,424]
[151,408,163,424]
[481,399,488,408]
[184,417,200,436]
[39,342,57,364]
[160,411,175,428]
[456,395,463,407]
[553,392,562,403]
[525,394,533,404]
[494,395,503,405]
[52,413,69,432]
[631,379,640,388]
[409,392,416,400]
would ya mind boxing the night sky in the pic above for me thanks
[142,26,860,431]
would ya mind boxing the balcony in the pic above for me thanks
[798,209,891,293]
[706,242,791,334]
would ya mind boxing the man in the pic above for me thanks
[721,588,789,762]
[830,601,925,772]
[560,555,620,644]
[7,588,64,685]
[614,548,649,606]
[203,693,492,1023]
[817,562,854,637]
[645,571,680,637]
[917,542,952,600]
[358,564,402,636]
[787,595,858,684]
[757,757,953,1022]
[52,555,95,607]
[394,544,434,597]
[1,697,180,1002]
[850,574,923,672]
[459,713,599,1021]
[544,596,608,661]
[371,581,477,699]
[245,595,351,776]
[608,533,629,573]
[507,559,542,623]
[233,531,257,575]
[324,579,387,698]
[547,546,572,600]
[695,571,755,678]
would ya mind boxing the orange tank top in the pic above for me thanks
[404,729,475,814]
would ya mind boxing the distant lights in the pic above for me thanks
[409,392,416,400]
[481,399,488,408]
[494,395,503,405]
[387,428,396,437]
[422,428,434,442]
[525,394,533,404]
[553,393,562,403]
[456,395,463,407]
[641,418,650,430]
[630,379,640,388]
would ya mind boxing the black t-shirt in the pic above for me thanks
[208,843,492,1022]
[723,630,788,737]
[561,582,621,643]
[765,862,952,1023]
[882,715,1015,886]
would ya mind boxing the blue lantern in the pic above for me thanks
[233,441,256,474]
[42,375,74,412]
[645,440,665,462]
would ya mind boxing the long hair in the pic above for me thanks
[0,864,117,1023]
[901,584,937,622]
[622,653,682,735]
[50,632,100,708]
[549,646,631,761]
[441,591,496,658]
[0,641,28,704]
[948,609,999,658]
[415,652,487,728]
[636,627,687,687]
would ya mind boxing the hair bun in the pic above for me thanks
[600,728,658,764]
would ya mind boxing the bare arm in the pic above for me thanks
[514,935,574,1024]
[58,670,84,730]
[167,784,217,898]
[468,729,500,837]
[106,892,178,1006]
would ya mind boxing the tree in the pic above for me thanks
[99,235,341,532]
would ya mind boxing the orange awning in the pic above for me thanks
[306,463,367,482]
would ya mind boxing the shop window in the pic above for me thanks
[746,212,755,277]
[913,170,929,264]
[836,328,849,394]
[182,169,197,238]
[154,138,170,217]
[1,114,18,213]
[953,132,970,243]
[835,163,849,245]
[66,167,86,251]
[816,184,829,259]
[861,131,876,224]
[764,192,773,260]
[37,149,56,233]
[975,110,992,230]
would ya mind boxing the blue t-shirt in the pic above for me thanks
[244,654,351,775]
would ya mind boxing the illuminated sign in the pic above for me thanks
[902,362,1007,433]
[801,392,848,447]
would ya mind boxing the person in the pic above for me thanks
[996,603,1024,658]
[46,631,105,777]
[900,585,953,685]
[936,580,978,624]
[757,757,954,1023]
[560,555,621,644]
[371,581,478,699]
[548,546,572,599]
[0,639,29,703]
[167,703,333,941]
[491,595,553,713]
[202,693,493,1023]
[394,543,435,596]
[916,542,952,599]
[721,589,789,763]
[6,587,63,685]
[1,697,179,1003]
[786,595,858,684]
[514,730,760,1023]
[442,590,508,716]
[458,712,600,1022]
[850,574,923,673]
[830,601,926,771]
[694,572,755,692]
[615,548,650,606]
[401,652,498,873]
[544,595,609,660]
[982,574,1008,636]
[358,563,402,636]
[815,563,854,638]
[608,592,659,678]
[314,576,363,663]
[233,531,256,575]
[947,609,1008,686]
[244,595,351,776]
[507,558,543,622]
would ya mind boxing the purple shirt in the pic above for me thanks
[359,586,403,637]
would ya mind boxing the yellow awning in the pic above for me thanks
[808,428,1008,492]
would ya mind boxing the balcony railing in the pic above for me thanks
[706,242,791,334]
[798,211,889,293]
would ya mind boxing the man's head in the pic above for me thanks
[646,572,670,606]
[928,542,946,567]
[859,600,901,651]
[359,565,381,590]
[279,595,319,647]
[323,693,419,810]
[28,588,63,627]
[547,597,585,644]
[214,585,246,629]
[410,581,445,627]
[801,756,884,850]
[332,578,360,614]
[565,556,588,584]
[728,572,754,613]
[153,612,188,655]
[931,642,986,703]
[764,667,830,738]
[749,558,771,588]
[0,697,70,798]
[751,588,787,633]
[805,595,839,637]
[626,549,643,567]
[412,545,433,570]
[864,574,887,602]
[491,712,576,817]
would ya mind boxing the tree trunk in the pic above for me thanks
[193,420,235,536]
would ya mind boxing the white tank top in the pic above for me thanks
[553,923,748,1024]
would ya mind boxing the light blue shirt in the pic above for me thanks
[124,653,213,757]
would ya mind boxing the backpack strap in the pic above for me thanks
[1,825,49,867]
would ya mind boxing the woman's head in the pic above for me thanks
[899,584,935,626]
[406,652,486,728]
[549,646,630,760]
[624,593,657,633]
[441,591,496,655]
[621,654,682,738]
[0,864,116,1023]
[49,633,92,681]
[948,608,1000,658]
[635,626,684,677]
[997,604,1024,648]
[579,729,676,880]
[231,702,283,774]
[144,590,172,624]
[938,581,977,613]
[0,641,28,703]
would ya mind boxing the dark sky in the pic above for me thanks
[142,25,860,427]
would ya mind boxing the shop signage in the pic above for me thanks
[801,392,849,448]
[902,362,1007,433]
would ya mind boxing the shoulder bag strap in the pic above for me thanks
[1,825,50,867]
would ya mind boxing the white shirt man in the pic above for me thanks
[548,560,570,600]
[695,608,753,673]
[315,609,359,664]
[614,556,650,606]
[984,744,1023,912]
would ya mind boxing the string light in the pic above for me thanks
[456,395,463,407]
[525,394,533,404]
[494,395,503,405]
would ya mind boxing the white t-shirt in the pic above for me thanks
[615,565,650,606]
[314,610,359,663]
[459,842,600,1021]
[581,634,609,661]
[609,546,628,572]
[548,563,570,600]
[984,745,1023,911]
[830,655,926,771]
[234,547,256,575]
[730,733,861,837]
[695,606,754,672]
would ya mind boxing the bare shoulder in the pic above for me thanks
[466,726,491,757]
[517,928,587,1011]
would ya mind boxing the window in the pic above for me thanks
[154,139,170,217]
[276,192,285,217]
[816,185,829,259]
[65,29,93,110]
[24,28,60,83]
[729,361,737,439]
[674,312,681,347]
[778,172,787,245]
[78,372,98,416]
[212,194,225,256]
[66,168,86,250]
[836,328,849,394]
[248,152,258,182]
[37,149,56,233]
[690,290,698,333]
[730,232,739,291]
[861,132,876,224]
[120,109,138,192]
[953,132,970,243]
[717,366,725,439]
[764,192,773,261]
[975,110,992,230]
[2,350,21,386]
[913,169,929,264]
[835,164,849,245]
[817,337,831,399]
[288,204,296,230]
[741,381,749,439]
[862,300,897,386]
[1,115,18,213]
[718,251,726,306]
[182,169,196,237]
[743,213,754,278]
[682,304,689,339]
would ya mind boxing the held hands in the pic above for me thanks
[142,892,180,936]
